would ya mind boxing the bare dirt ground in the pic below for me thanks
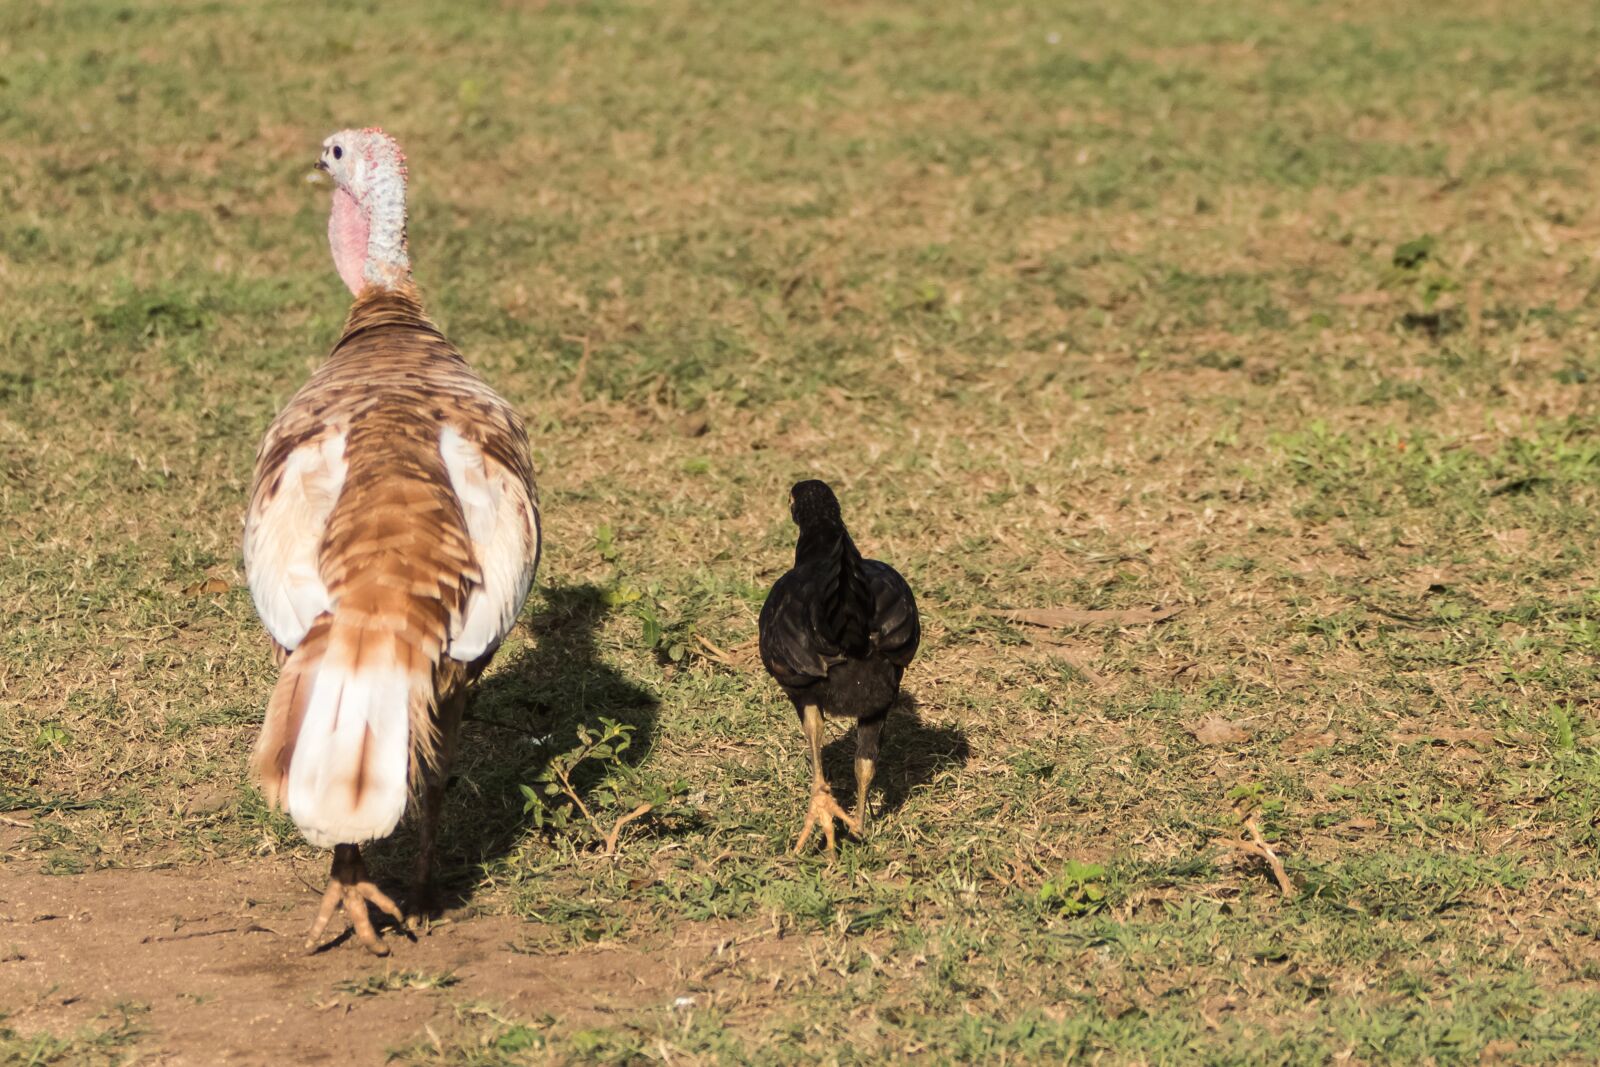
[0,861,807,1066]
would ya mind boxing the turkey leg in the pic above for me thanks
[410,689,467,929]
[305,843,406,956]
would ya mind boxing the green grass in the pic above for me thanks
[0,1008,145,1067]
[5,0,1600,1061]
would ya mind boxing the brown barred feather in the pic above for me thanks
[247,281,536,825]
[251,612,333,806]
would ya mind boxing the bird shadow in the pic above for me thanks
[378,581,658,914]
[818,691,969,822]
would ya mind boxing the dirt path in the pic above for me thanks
[0,860,797,1065]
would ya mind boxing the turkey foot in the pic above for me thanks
[305,844,408,956]
[405,881,444,934]
[793,785,861,855]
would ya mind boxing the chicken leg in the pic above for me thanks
[305,844,407,956]
[853,713,885,835]
[794,704,860,854]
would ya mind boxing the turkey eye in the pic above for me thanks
[332,145,343,160]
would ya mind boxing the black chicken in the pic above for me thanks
[758,480,920,853]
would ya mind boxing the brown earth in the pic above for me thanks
[0,861,808,1065]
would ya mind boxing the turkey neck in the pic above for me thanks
[329,160,411,297]
[328,189,370,295]
[330,285,443,359]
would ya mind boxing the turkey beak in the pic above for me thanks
[306,159,330,185]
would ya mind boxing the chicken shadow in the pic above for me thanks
[382,581,658,912]
[818,692,969,822]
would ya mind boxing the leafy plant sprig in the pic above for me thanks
[1038,860,1108,917]
[519,718,687,855]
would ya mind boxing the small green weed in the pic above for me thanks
[1037,861,1109,918]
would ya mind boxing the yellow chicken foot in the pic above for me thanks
[305,844,407,956]
[794,784,860,854]
[794,704,861,854]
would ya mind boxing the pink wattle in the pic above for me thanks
[328,188,369,296]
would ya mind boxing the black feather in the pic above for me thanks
[758,481,920,721]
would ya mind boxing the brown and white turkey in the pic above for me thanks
[244,128,540,955]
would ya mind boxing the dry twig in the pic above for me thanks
[1238,817,1296,898]
[603,803,654,856]
[552,761,603,839]
[994,605,1185,628]
[694,633,739,666]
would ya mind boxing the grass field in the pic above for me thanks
[4,0,1600,1061]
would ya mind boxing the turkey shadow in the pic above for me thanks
[383,581,658,913]
[818,692,968,822]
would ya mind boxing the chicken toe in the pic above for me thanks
[793,784,861,855]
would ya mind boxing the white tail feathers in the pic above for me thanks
[252,614,432,849]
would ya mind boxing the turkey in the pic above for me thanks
[758,480,920,853]
[243,128,540,955]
